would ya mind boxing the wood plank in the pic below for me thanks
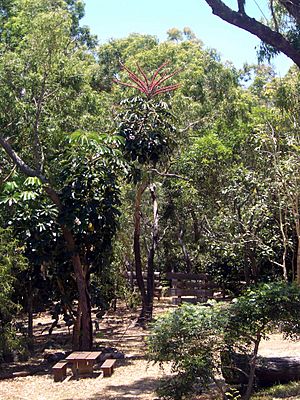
[166,272,209,280]
[85,351,102,360]
[173,281,217,289]
[170,288,213,297]
[66,351,91,360]
[65,352,82,360]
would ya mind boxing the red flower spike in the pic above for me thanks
[114,62,181,98]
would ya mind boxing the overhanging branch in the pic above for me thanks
[203,0,300,67]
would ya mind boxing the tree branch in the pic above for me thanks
[0,165,16,186]
[270,0,279,32]
[203,0,300,67]
[0,136,48,183]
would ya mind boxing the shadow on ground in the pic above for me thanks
[63,376,160,400]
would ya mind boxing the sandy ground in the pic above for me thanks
[1,301,300,400]
[0,302,173,400]
[0,359,171,400]
[259,334,300,357]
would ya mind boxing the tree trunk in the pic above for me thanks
[27,277,34,352]
[292,199,300,285]
[222,351,300,386]
[191,210,200,243]
[178,224,192,272]
[133,180,148,323]
[0,139,93,349]
[279,205,288,281]
[243,245,251,285]
[244,333,261,400]
[249,245,259,284]
[63,229,92,350]
[297,236,300,286]
[144,183,159,321]
[45,187,93,350]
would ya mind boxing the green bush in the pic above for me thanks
[148,282,300,400]
[148,303,226,399]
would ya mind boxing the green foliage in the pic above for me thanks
[225,387,241,400]
[57,136,122,272]
[117,96,176,166]
[148,282,300,399]
[148,303,225,399]
[0,227,28,361]
[224,282,300,348]
[252,381,300,399]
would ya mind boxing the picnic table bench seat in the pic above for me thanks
[52,360,69,382]
[100,359,116,377]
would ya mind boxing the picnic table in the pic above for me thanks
[52,351,117,381]
[66,351,102,376]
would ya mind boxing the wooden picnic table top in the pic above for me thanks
[65,351,102,362]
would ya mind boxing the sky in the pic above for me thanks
[81,0,292,76]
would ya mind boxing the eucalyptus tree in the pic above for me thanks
[253,69,300,284]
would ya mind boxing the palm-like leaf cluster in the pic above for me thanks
[114,62,180,98]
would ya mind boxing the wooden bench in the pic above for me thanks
[52,360,69,382]
[166,272,219,305]
[100,359,116,377]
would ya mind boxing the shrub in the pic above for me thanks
[148,303,226,399]
[148,282,300,400]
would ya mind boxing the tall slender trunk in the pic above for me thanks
[297,238,300,286]
[243,243,251,286]
[292,198,300,285]
[178,224,192,272]
[249,244,259,284]
[278,195,288,280]
[190,210,200,243]
[27,277,34,352]
[133,180,148,322]
[62,228,92,350]
[145,183,159,321]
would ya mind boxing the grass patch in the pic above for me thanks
[252,381,300,399]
